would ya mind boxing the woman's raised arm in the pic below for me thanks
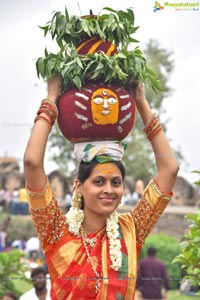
[130,84,179,193]
[23,75,61,191]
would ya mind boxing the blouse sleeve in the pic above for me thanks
[131,179,172,251]
[26,178,67,250]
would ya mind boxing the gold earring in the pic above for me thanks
[72,192,82,209]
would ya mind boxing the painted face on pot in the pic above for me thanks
[91,88,119,125]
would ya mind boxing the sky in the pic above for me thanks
[0,0,200,184]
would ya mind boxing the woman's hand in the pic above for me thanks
[126,82,147,103]
[47,75,62,103]
[134,84,147,103]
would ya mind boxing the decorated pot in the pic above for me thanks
[57,83,136,142]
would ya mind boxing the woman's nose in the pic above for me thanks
[103,182,113,193]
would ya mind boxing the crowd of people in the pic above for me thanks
[0,185,72,216]
[0,186,29,215]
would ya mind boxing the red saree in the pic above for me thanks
[27,179,172,300]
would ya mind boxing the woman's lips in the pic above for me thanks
[100,197,115,204]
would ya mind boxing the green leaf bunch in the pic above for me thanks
[36,7,163,93]
[173,210,200,288]
[173,171,200,290]
[0,249,30,296]
[39,7,138,49]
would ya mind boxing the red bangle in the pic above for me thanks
[37,108,55,124]
[147,124,162,142]
[41,99,58,116]
[144,117,158,134]
[34,115,52,131]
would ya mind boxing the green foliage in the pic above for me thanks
[140,233,181,289]
[0,250,30,296]
[122,39,179,180]
[36,7,163,92]
[173,171,200,290]
[40,7,138,49]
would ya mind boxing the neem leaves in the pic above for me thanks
[36,7,163,92]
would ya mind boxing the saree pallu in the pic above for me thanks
[44,214,137,300]
[28,179,172,300]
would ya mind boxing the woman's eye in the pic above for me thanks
[94,178,104,185]
[112,179,122,187]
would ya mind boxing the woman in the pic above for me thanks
[24,75,179,299]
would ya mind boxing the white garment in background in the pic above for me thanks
[19,284,51,300]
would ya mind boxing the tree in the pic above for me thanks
[173,171,200,292]
[122,39,175,180]
[48,39,179,181]
[0,249,30,296]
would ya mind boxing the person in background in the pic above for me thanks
[0,216,11,251]
[1,291,18,300]
[0,188,11,213]
[19,267,51,300]
[135,179,145,199]
[18,184,29,215]
[9,189,19,215]
[136,246,170,300]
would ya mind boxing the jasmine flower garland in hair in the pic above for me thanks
[66,207,84,237]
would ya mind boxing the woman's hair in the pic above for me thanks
[77,160,126,183]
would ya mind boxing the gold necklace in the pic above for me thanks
[80,227,106,293]
[81,226,105,248]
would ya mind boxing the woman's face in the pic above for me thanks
[77,162,124,218]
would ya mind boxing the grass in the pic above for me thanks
[169,290,199,300]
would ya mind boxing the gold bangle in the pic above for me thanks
[25,177,49,198]
[151,179,173,201]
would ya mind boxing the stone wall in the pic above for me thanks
[152,205,198,240]
[172,176,199,206]
[119,204,198,240]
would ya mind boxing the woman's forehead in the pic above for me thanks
[91,163,121,176]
